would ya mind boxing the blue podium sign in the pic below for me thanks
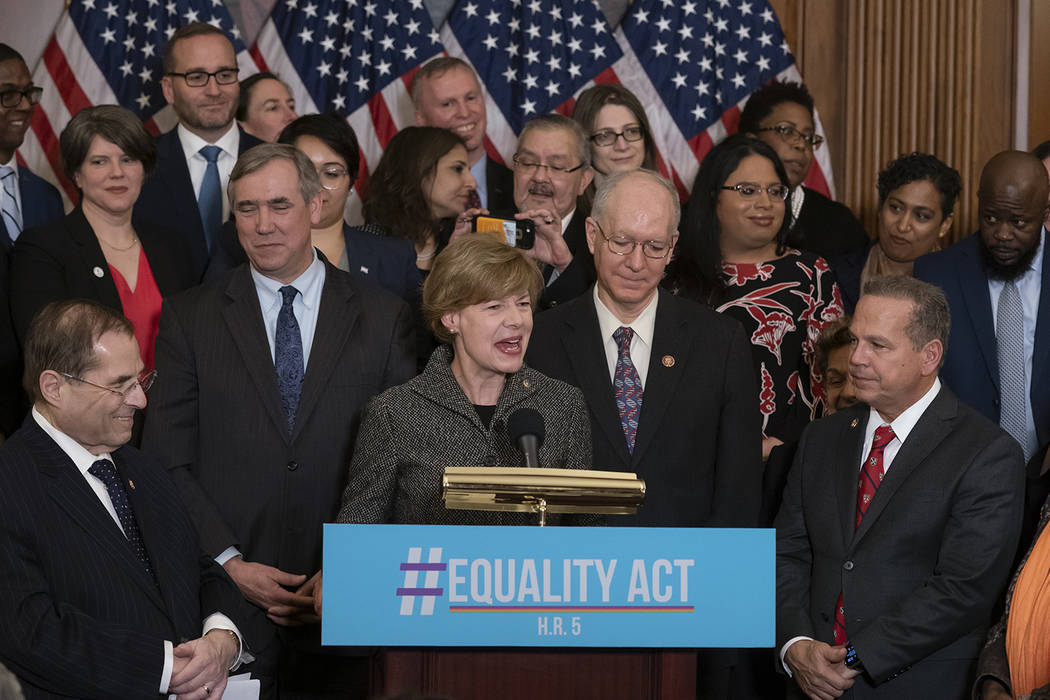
[321,525,773,648]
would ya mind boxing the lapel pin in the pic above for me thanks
[850,418,858,429]
[92,266,105,278]
[128,479,135,490]
[661,355,675,367]
[522,379,530,388]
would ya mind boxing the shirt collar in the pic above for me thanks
[32,406,114,477]
[593,285,658,349]
[1,154,18,174]
[177,122,239,161]
[249,249,324,310]
[864,377,941,445]
[561,207,576,236]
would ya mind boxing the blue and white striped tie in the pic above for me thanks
[997,280,1035,461]
[0,165,22,243]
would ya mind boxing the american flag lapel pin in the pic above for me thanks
[128,479,135,490]
[849,419,859,429]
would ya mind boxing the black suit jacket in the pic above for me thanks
[134,126,263,279]
[789,187,870,259]
[9,207,197,343]
[0,415,264,699]
[540,209,596,309]
[776,388,1024,698]
[484,157,515,212]
[526,288,762,527]
[141,261,415,575]
[1,166,64,245]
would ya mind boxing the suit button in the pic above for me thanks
[287,461,299,471]
[843,560,854,571]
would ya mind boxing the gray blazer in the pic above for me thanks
[337,344,593,525]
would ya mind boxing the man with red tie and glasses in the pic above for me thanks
[776,275,1024,699]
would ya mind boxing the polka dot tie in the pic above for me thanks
[613,326,643,453]
[89,459,154,577]
[834,424,896,646]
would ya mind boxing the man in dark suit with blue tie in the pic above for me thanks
[0,299,272,699]
[134,23,262,281]
[0,44,64,439]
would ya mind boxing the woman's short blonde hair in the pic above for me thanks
[423,235,544,344]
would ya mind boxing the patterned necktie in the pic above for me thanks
[198,145,222,251]
[613,326,643,453]
[997,280,1034,461]
[276,285,304,433]
[0,165,22,243]
[834,424,896,645]
[88,458,154,577]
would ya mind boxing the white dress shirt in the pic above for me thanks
[31,408,246,692]
[176,122,239,222]
[593,285,658,389]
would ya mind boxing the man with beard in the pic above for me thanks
[134,23,262,279]
[915,150,1050,464]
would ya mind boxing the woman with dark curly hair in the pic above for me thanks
[665,134,842,461]
[833,152,961,312]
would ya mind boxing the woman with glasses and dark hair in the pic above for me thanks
[832,152,962,312]
[665,134,843,462]
[739,81,869,259]
[10,105,196,370]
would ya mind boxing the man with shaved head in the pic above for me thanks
[915,150,1050,464]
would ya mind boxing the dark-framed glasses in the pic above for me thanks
[721,182,790,201]
[591,126,644,147]
[593,220,672,259]
[316,165,349,191]
[1,86,43,108]
[512,154,585,177]
[755,123,824,149]
[59,369,157,398]
[166,69,239,87]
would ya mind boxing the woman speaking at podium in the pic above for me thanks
[335,235,593,525]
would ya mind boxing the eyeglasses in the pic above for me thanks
[316,165,349,191]
[59,369,157,398]
[166,69,239,88]
[512,154,585,177]
[755,123,824,149]
[592,220,673,259]
[590,126,644,147]
[1,86,43,108]
[721,182,790,201]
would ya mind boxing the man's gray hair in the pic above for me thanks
[515,114,592,170]
[591,169,681,236]
[228,143,321,207]
[861,275,951,363]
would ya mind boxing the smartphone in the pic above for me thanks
[473,216,535,250]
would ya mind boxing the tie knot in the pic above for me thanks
[199,145,222,163]
[613,326,634,350]
[872,425,895,449]
[88,458,118,484]
[280,285,299,307]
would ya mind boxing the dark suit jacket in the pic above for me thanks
[485,157,515,212]
[141,261,415,576]
[540,209,596,309]
[914,233,1050,453]
[776,389,1024,698]
[134,126,262,279]
[526,288,763,527]
[1,166,64,245]
[9,207,197,343]
[0,414,264,699]
[789,187,870,260]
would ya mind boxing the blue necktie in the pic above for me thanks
[0,165,22,244]
[613,326,643,453]
[276,286,304,433]
[997,280,1034,461]
[198,145,222,250]
[88,458,154,577]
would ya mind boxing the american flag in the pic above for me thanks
[441,0,623,162]
[17,0,256,207]
[252,0,444,222]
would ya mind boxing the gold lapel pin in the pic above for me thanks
[522,379,530,388]
[661,355,675,367]
[128,479,136,490]
[849,418,859,429]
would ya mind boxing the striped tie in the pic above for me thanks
[0,165,22,243]
[997,280,1034,461]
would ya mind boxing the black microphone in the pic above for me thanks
[508,408,545,468]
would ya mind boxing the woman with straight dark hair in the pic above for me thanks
[666,134,842,461]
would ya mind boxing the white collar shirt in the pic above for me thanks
[593,285,658,389]
[176,122,239,222]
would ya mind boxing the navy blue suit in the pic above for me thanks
[134,127,262,280]
[1,166,63,246]
[913,233,1050,455]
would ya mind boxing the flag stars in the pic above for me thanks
[103,2,118,18]
[522,98,536,115]
[142,43,155,58]
[524,48,539,64]
[528,0,541,12]
[655,16,671,32]
[526,24,540,40]
[184,8,198,22]
[589,44,606,60]
[206,15,223,29]
[736,25,751,41]
[691,104,706,121]
[781,39,791,54]
[671,72,686,88]
[336,68,348,84]
[502,66,516,82]
[320,36,335,52]
[354,75,369,91]
[675,47,689,64]
[568,12,583,28]
[682,1,697,16]
[317,61,331,76]
[758,32,773,47]
[144,17,157,32]
[120,60,134,77]
[634,8,649,23]
[463,2,478,18]
[402,44,417,60]
[376,59,391,76]
[740,1,753,15]
[406,18,420,34]
[733,48,747,63]
[379,35,395,52]
[546,55,561,71]
[302,2,317,18]
[567,62,581,78]
[100,27,116,44]
[483,34,498,50]
[756,56,771,71]
[339,44,352,59]
[714,17,728,32]
[761,8,775,22]
[139,66,152,83]
[383,9,397,24]
[652,40,668,57]
[678,25,693,40]
[363,1,376,15]
[714,41,726,56]
[550,30,562,46]
[298,27,313,44]
[545,80,559,96]
[324,10,338,26]
[166,1,176,15]
[123,36,136,51]
[485,8,500,24]
[591,18,606,34]
[135,94,150,110]
[731,73,746,88]
[522,74,538,90]
[567,37,582,53]
[332,95,346,110]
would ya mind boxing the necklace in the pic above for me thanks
[98,235,140,252]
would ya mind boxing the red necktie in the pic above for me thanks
[834,424,896,645]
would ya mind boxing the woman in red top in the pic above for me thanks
[11,105,196,368]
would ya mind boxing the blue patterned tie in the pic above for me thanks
[997,280,1034,461]
[276,285,304,433]
[198,145,222,250]
[0,165,22,243]
[613,326,643,453]
[88,459,154,577]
